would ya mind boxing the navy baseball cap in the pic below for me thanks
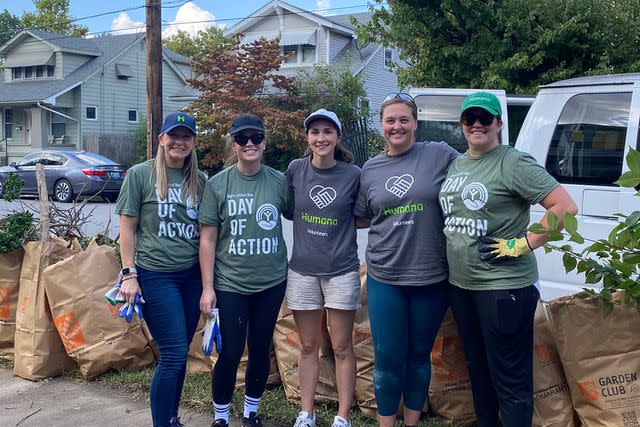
[229,114,265,134]
[161,112,196,135]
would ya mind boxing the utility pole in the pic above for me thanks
[146,0,162,159]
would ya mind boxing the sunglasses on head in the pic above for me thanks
[233,133,265,146]
[383,92,415,105]
[461,109,496,126]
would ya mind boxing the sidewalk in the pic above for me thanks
[0,367,276,427]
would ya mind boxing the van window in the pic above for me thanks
[415,95,468,153]
[507,105,530,147]
[545,92,631,186]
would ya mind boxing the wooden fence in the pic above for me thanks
[342,118,370,167]
[83,134,137,166]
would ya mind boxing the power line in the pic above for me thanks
[0,2,384,47]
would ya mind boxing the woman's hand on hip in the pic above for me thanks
[200,287,217,317]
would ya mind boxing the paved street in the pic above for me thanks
[0,198,369,262]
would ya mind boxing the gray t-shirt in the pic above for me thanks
[354,141,459,286]
[285,157,361,277]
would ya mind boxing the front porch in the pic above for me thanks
[1,105,79,165]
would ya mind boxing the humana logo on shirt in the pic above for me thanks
[383,203,424,215]
[301,212,338,226]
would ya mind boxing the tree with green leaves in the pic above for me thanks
[21,0,88,36]
[163,27,234,59]
[355,0,640,93]
[188,36,307,174]
[292,60,368,124]
[0,10,22,46]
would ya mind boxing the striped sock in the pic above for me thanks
[213,401,231,423]
[243,395,261,418]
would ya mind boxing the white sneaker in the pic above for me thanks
[293,411,316,427]
[332,416,352,427]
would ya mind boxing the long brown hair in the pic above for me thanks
[153,143,200,202]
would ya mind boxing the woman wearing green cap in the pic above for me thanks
[438,92,577,426]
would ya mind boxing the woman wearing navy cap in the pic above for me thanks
[199,114,293,427]
[116,111,206,427]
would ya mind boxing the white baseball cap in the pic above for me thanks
[304,109,342,134]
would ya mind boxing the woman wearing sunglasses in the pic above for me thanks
[439,92,577,427]
[199,114,293,427]
[285,109,361,427]
[354,93,459,427]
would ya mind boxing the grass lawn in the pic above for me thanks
[0,355,455,427]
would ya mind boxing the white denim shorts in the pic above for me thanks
[286,269,361,311]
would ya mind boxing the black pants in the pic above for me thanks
[448,284,539,427]
[212,280,286,404]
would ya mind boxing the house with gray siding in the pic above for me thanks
[0,29,192,165]
[169,0,403,131]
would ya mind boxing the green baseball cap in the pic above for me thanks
[461,92,502,116]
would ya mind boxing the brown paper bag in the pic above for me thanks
[42,245,156,379]
[532,302,578,427]
[353,302,376,418]
[429,309,476,426]
[273,304,338,402]
[0,248,24,351]
[548,293,640,427]
[14,238,77,380]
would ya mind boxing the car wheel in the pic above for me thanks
[54,179,74,203]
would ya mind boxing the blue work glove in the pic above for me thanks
[202,308,222,356]
[104,283,126,306]
[118,294,144,323]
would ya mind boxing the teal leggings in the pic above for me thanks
[367,274,448,416]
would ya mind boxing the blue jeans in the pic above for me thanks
[137,263,201,427]
[367,275,448,416]
[448,284,539,427]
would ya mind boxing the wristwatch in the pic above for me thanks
[121,267,137,276]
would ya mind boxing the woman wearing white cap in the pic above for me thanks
[199,114,293,427]
[285,109,361,427]
[116,112,206,427]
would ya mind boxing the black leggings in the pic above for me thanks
[212,280,286,404]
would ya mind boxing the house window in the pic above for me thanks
[302,46,315,63]
[128,109,138,122]
[24,67,33,79]
[12,67,23,80]
[4,109,13,140]
[51,114,66,138]
[47,65,55,77]
[384,48,393,69]
[35,66,44,78]
[86,106,98,120]
[283,46,298,64]
[359,97,371,114]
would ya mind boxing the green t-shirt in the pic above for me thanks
[439,145,558,290]
[115,160,206,272]
[199,165,293,294]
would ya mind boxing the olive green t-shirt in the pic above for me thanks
[199,165,293,294]
[439,145,558,290]
[115,160,206,272]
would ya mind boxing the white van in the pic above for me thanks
[410,74,640,300]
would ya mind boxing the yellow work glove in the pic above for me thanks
[478,236,532,263]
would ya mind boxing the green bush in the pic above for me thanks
[0,173,35,253]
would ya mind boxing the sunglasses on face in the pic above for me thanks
[233,133,265,146]
[461,109,496,126]
[383,92,416,105]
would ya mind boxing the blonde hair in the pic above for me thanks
[153,144,201,202]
